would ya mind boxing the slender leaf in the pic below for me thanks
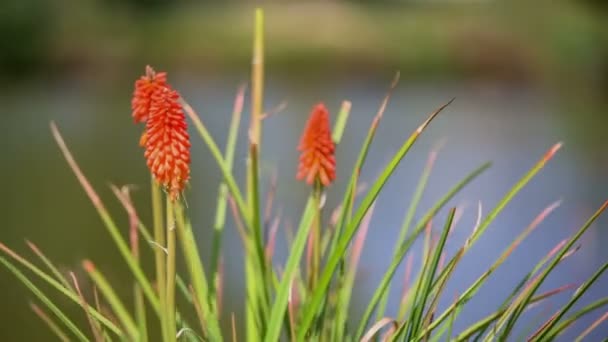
[175,204,223,341]
[406,208,456,340]
[417,200,561,340]
[0,243,121,335]
[497,200,608,339]
[548,297,608,339]
[0,257,90,342]
[83,260,139,341]
[377,146,440,322]
[210,85,245,302]
[531,260,608,341]
[26,241,71,289]
[264,198,316,342]
[453,284,576,341]
[51,123,160,315]
[354,162,490,339]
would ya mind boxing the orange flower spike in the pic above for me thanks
[144,86,191,201]
[297,103,336,187]
[131,65,190,201]
[131,65,168,123]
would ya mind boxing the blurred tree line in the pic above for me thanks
[1,0,606,93]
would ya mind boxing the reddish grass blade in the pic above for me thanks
[25,240,71,289]
[30,303,71,342]
[70,272,104,342]
[575,311,608,342]
[454,283,577,341]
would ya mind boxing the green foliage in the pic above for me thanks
[1,8,608,342]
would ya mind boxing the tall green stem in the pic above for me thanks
[246,8,266,341]
[151,179,168,340]
[166,199,177,341]
[309,181,322,289]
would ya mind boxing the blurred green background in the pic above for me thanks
[1,0,608,340]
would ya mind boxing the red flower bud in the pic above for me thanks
[297,103,336,187]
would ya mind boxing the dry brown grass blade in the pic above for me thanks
[110,185,140,258]
[70,272,104,342]
[361,317,398,342]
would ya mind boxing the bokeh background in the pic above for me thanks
[1,0,608,340]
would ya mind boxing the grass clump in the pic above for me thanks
[2,8,608,342]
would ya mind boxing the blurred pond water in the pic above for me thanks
[1,75,607,340]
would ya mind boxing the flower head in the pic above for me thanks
[131,66,190,201]
[296,103,336,187]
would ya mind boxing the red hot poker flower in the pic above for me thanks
[296,103,336,187]
[131,66,191,201]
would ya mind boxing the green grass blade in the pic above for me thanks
[30,303,71,342]
[298,99,454,340]
[175,203,223,341]
[210,85,245,302]
[386,230,439,342]
[108,185,148,342]
[417,200,561,340]
[264,197,316,342]
[546,297,608,339]
[419,240,464,340]
[332,100,352,144]
[330,74,399,254]
[134,283,148,342]
[249,142,270,302]
[51,123,160,315]
[181,101,249,225]
[326,110,376,277]
[531,260,608,341]
[420,142,563,339]
[334,203,376,341]
[377,146,440,321]
[0,257,90,342]
[471,238,570,340]
[83,260,139,341]
[353,162,490,339]
[324,100,353,339]
[405,208,456,340]
[430,251,465,342]
[496,199,608,339]
[466,143,561,251]
[0,242,121,336]
[245,142,272,339]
